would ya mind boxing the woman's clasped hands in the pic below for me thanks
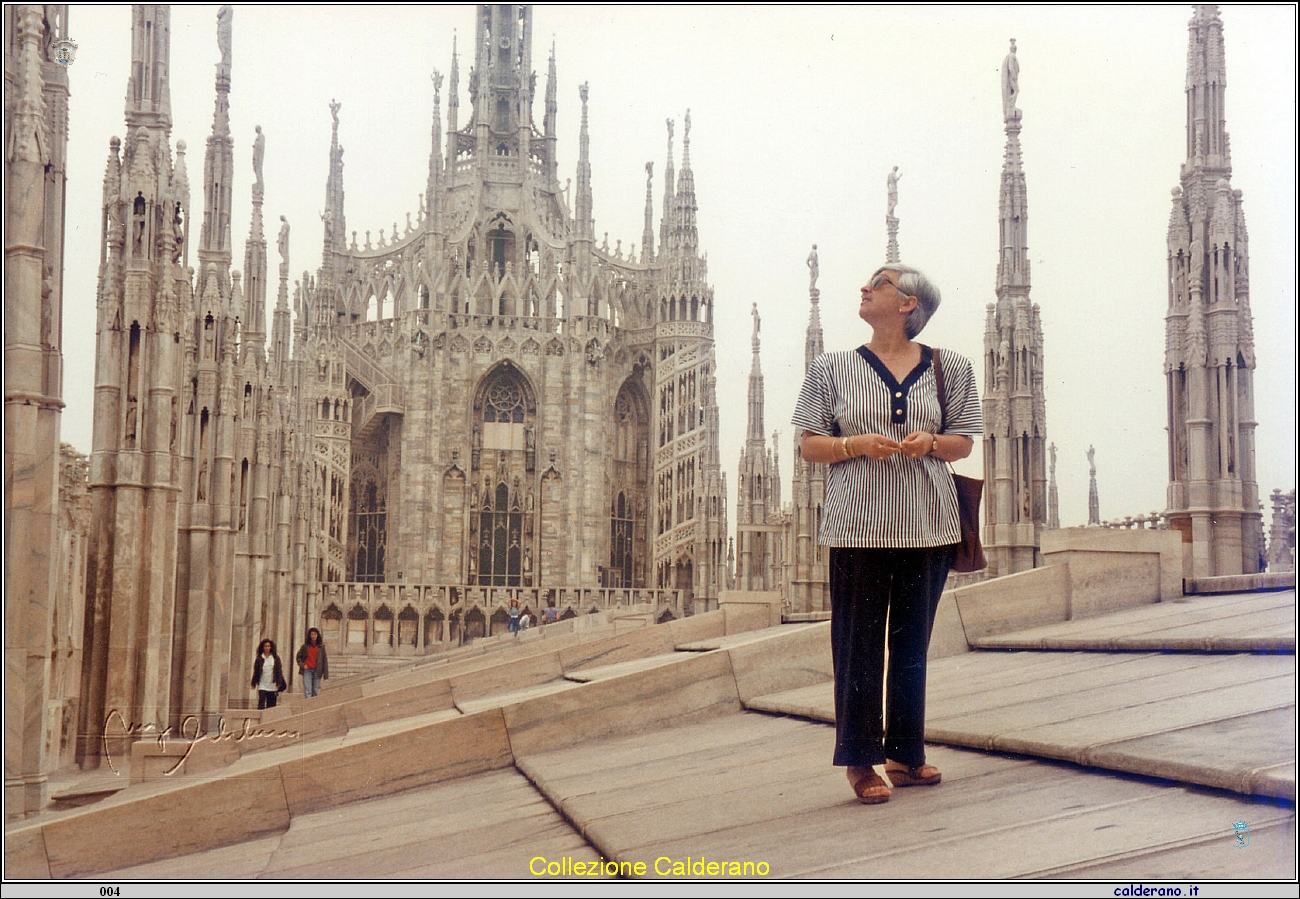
[860,430,933,460]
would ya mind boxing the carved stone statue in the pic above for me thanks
[252,125,265,188]
[806,244,819,292]
[1001,38,1020,120]
[329,99,340,126]
[132,193,146,255]
[217,6,232,67]
[886,167,901,217]
[172,203,185,263]
[277,215,289,264]
[1087,444,1096,475]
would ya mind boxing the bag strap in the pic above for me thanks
[932,347,948,434]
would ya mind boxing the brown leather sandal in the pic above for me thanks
[885,762,942,787]
[848,768,891,804]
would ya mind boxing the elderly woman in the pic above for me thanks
[791,263,981,804]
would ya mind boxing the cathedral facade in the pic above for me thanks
[80,3,728,754]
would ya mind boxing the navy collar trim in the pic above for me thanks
[855,344,933,393]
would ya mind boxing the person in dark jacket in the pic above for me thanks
[296,627,329,699]
[251,639,288,710]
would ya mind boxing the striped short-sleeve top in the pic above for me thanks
[791,345,982,548]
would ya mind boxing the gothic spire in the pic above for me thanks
[983,37,1048,577]
[544,41,558,183]
[660,118,675,254]
[747,303,764,442]
[448,33,460,132]
[427,69,443,226]
[544,41,557,139]
[805,244,823,372]
[642,162,655,262]
[1164,5,1260,577]
[445,34,460,174]
[996,39,1028,292]
[197,5,234,286]
[124,5,172,135]
[242,126,267,358]
[674,110,698,258]
[272,216,290,371]
[1185,5,1230,167]
[574,82,593,242]
[323,98,346,254]
[472,5,532,133]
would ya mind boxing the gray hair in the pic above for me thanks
[873,263,941,338]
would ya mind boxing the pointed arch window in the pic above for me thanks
[610,377,649,587]
[350,469,387,582]
[610,492,634,587]
[476,481,523,586]
[476,363,534,451]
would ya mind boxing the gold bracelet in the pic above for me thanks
[930,435,939,456]
[841,436,850,460]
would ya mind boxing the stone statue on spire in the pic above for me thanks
[886,166,901,218]
[885,167,901,264]
[806,244,819,292]
[1001,38,1020,121]
[278,215,289,268]
[217,6,233,68]
[252,125,265,188]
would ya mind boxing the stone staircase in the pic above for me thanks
[325,653,420,684]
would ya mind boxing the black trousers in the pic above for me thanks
[830,544,955,768]
[257,690,279,710]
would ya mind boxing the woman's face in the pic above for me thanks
[260,641,273,656]
[859,269,909,326]
[309,630,320,646]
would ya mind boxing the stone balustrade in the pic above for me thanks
[313,582,685,656]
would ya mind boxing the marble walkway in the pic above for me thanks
[12,589,1295,881]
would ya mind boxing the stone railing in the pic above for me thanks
[313,581,687,656]
[1100,512,1172,530]
[655,320,711,339]
[320,581,682,615]
[353,382,404,440]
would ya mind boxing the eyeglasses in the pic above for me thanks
[869,272,903,292]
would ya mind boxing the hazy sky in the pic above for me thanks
[58,5,1296,532]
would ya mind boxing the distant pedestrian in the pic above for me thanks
[508,599,521,634]
[251,639,287,710]
[296,627,329,699]
[544,603,558,625]
[520,610,531,630]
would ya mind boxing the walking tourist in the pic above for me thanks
[250,639,287,710]
[296,627,329,699]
